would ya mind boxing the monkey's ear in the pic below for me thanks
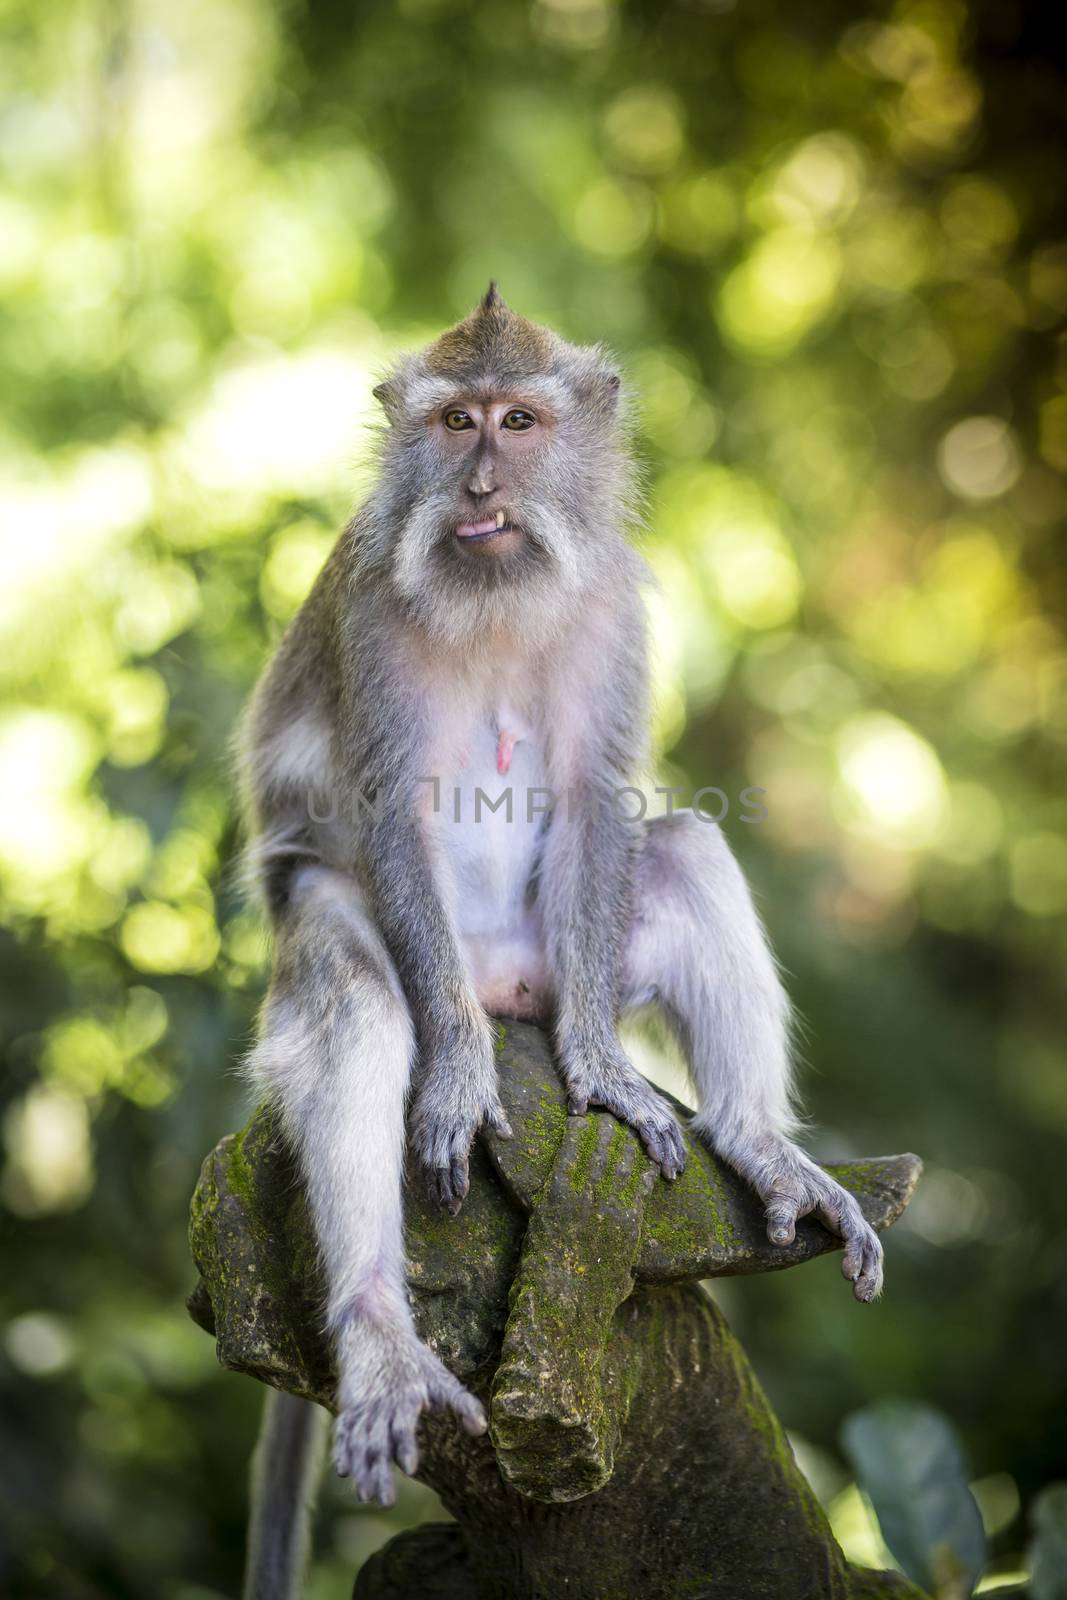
[372,378,399,421]
[585,366,622,413]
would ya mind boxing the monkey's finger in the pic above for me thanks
[765,1198,798,1247]
[428,1162,466,1214]
[815,1193,843,1232]
[656,1119,687,1180]
[641,1128,670,1174]
[449,1155,470,1206]
[486,1106,513,1140]
[638,1118,686,1181]
[567,1094,589,1117]
[333,1408,366,1479]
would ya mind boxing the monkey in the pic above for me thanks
[237,285,883,1598]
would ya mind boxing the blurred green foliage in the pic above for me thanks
[842,1401,989,1594]
[1,0,1065,1595]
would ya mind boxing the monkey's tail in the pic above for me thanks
[244,1389,329,1600]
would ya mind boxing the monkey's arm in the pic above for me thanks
[337,634,512,1213]
[361,801,512,1207]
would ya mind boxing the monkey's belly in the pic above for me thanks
[463,926,553,1022]
[433,715,551,1020]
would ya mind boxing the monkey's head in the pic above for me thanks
[365,285,638,647]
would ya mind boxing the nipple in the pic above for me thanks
[496,730,516,777]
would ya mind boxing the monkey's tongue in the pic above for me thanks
[456,515,504,538]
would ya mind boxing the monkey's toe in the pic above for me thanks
[334,1407,397,1505]
[841,1216,884,1302]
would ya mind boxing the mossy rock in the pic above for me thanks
[189,1021,927,1600]
[488,1022,922,1282]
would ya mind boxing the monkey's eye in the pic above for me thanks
[502,408,535,432]
[443,409,475,431]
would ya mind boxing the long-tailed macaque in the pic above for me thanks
[238,287,883,1597]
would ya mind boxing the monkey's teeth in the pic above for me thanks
[455,512,511,539]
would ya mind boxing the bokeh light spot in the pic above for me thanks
[938,417,1021,500]
[835,714,948,846]
[261,521,335,620]
[4,1312,76,1377]
[2,1087,93,1217]
[717,229,841,355]
[120,902,221,975]
[571,178,653,258]
[1009,833,1067,918]
[602,87,684,176]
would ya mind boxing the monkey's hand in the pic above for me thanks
[411,1018,512,1216]
[563,1045,687,1180]
[713,1133,884,1302]
[333,1323,487,1504]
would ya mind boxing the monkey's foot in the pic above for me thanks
[565,1053,686,1180]
[333,1335,487,1504]
[722,1137,885,1302]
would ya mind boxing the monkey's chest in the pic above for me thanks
[437,715,546,941]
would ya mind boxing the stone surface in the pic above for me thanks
[189,1021,928,1600]
[486,1023,923,1283]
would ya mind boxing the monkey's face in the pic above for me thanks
[435,394,547,564]
[368,287,634,646]
[385,389,586,644]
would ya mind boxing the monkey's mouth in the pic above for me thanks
[453,510,517,544]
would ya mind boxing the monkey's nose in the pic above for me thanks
[467,466,496,496]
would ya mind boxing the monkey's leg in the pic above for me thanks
[623,814,883,1301]
[249,865,488,1504]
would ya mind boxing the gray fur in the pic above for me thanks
[237,290,882,1594]
[243,1392,328,1600]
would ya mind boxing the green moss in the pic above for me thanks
[569,1115,600,1192]
[619,1153,649,1208]
[226,1134,255,1209]
[533,1091,567,1136]
[642,1146,734,1263]
[592,1121,629,1200]
[825,1161,880,1197]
